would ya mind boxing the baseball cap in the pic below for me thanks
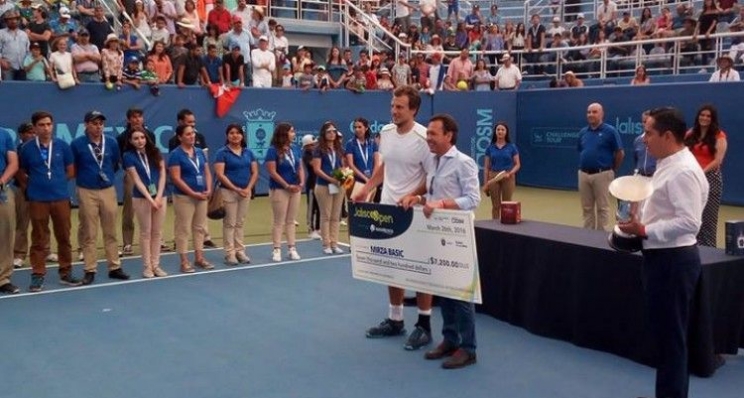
[577,13,585,19]
[259,35,269,42]
[127,56,140,64]
[301,134,317,147]
[60,7,71,18]
[84,111,107,123]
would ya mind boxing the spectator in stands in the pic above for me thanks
[151,0,178,36]
[280,64,293,87]
[697,0,719,67]
[571,13,588,40]
[654,6,676,38]
[1,10,30,81]
[272,24,288,81]
[464,4,481,29]
[636,7,656,41]
[131,0,152,40]
[202,24,222,57]
[251,35,274,87]
[447,0,459,23]
[248,5,268,42]
[296,62,315,90]
[647,41,670,68]
[177,42,208,87]
[453,21,468,49]
[232,0,251,26]
[16,0,33,28]
[562,70,583,87]
[26,4,52,58]
[483,24,504,70]
[71,28,100,83]
[471,58,492,91]
[86,5,114,51]
[0,0,15,28]
[168,124,214,273]
[147,40,173,83]
[608,26,630,59]
[346,65,367,92]
[376,67,393,90]
[49,6,78,49]
[23,41,49,81]
[224,15,252,84]
[526,14,546,74]
[122,55,142,89]
[728,6,744,31]
[326,46,346,88]
[547,15,566,38]
[419,0,437,31]
[394,0,413,32]
[208,0,231,34]
[718,0,739,23]
[672,4,692,31]
[482,121,519,220]
[120,20,143,62]
[213,123,258,265]
[541,33,569,71]
[425,33,443,53]
[422,51,445,93]
[710,53,740,81]
[630,64,650,85]
[75,0,96,27]
[595,0,618,34]
[102,33,123,88]
[202,43,223,84]
[365,58,379,89]
[150,15,170,45]
[485,4,500,26]
[685,104,728,247]
[442,30,459,61]
[678,18,698,66]
[494,54,521,90]
[618,11,639,39]
[447,47,473,89]
[49,36,78,85]
[391,52,411,87]
[222,44,245,87]
[176,19,199,47]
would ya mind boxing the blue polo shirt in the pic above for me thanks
[313,147,343,187]
[213,145,257,189]
[344,138,378,182]
[577,122,622,170]
[0,131,14,183]
[633,135,656,175]
[203,55,223,83]
[167,146,208,195]
[266,145,301,189]
[123,150,162,199]
[71,134,120,189]
[19,138,74,202]
[485,142,519,172]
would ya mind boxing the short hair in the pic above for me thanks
[207,44,217,51]
[177,108,194,123]
[126,107,143,119]
[393,85,421,115]
[429,113,459,145]
[175,124,193,137]
[647,107,687,143]
[32,111,53,125]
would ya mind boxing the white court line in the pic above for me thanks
[1,240,352,301]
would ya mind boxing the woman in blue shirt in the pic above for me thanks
[344,117,379,203]
[123,128,168,278]
[213,124,259,265]
[312,121,346,255]
[265,122,305,262]
[482,122,521,219]
[168,124,214,273]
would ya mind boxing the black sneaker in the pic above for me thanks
[29,274,44,292]
[60,275,83,287]
[0,282,20,295]
[366,318,406,338]
[108,268,130,280]
[203,240,217,248]
[160,244,173,252]
[82,272,95,286]
[404,326,432,351]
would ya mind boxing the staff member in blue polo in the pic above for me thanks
[345,117,380,202]
[577,102,624,230]
[18,111,80,292]
[634,110,657,177]
[72,110,129,285]
[0,122,20,294]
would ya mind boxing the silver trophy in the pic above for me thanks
[607,174,653,252]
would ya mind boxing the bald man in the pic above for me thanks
[577,103,624,230]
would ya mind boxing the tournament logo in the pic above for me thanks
[243,109,276,164]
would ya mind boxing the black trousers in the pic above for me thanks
[642,245,701,398]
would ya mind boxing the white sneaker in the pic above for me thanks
[309,230,321,240]
[332,246,345,254]
[13,258,23,269]
[294,220,299,226]
[77,251,84,261]
[288,247,301,260]
[46,253,58,263]
[340,220,348,226]
[323,247,333,255]
[272,248,282,262]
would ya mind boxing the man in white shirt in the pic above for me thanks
[250,35,274,87]
[618,107,708,398]
[232,0,251,26]
[709,54,741,82]
[546,15,566,37]
[353,86,434,352]
[423,51,445,93]
[394,0,413,31]
[494,54,521,90]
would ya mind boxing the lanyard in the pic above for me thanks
[87,137,106,170]
[186,149,201,175]
[35,137,53,179]
[138,151,152,183]
[327,149,337,169]
[285,147,296,173]
[356,139,370,169]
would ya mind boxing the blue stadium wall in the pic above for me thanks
[0,82,741,205]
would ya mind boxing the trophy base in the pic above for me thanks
[608,225,643,253]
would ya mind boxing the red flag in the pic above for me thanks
[209,83,241,118]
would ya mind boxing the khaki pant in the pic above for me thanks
[121,172,135,247]
[132,197,167,269]
[0,189,16,285]
[487,171,516,220]
[314,184,344,248]
[13,186,30,259]
[578,169,614,231]
[172,194,208,254]
[29,200,73,277]
[269,188,301,248]
[77,186,121,272]
[222,188,250,256]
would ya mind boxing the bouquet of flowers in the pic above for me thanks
[332,167,355,194]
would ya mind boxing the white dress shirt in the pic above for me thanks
[424,146,481,212]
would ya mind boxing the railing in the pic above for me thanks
[269,0,341,22]
[341,0,412,57]
[409,29,744,81]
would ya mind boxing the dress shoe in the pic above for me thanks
[441,348,476,369]
[82,272,95,286]
[108,268,130,280]
[425,341,459,360]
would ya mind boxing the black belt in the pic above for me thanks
[580,168,611,175]
[638,170,654,177]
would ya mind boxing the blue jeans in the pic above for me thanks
[439,297,477,353]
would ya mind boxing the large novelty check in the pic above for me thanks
[349,202,481,303]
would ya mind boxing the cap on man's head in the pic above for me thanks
[577,13,585,19]
[18,122,34,134]
[84,111,107,123]
[259,35,269,42]
[128,56,140,64]
[2,10,20,19]
[552,16,560,22]
[301,134,317,147]
[30,41,41,49]
[60,7,71,18]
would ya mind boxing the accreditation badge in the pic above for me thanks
[148,184,157,196]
